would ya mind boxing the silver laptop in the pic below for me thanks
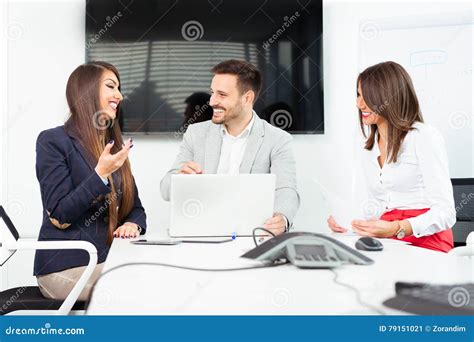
[169,174,276,237]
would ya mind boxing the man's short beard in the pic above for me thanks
[212,102,243,124]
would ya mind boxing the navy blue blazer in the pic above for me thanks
[34,126,147,276]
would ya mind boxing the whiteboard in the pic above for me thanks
[358,11,473,177]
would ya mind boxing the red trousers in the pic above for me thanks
[380,208,454,253]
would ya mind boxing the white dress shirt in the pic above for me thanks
[217,114,255,174]
[216,112,288,229]
[97,173,109,185]
[355,122,456,237]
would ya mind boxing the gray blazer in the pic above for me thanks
[160,114,300,226]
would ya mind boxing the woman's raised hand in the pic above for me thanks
[95,138,133,179]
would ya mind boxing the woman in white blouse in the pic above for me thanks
[328,61,456,252]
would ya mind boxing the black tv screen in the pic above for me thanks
[86,0,323,134]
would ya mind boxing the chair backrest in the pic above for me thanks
[0,205,19,240]
[0,205,19,266]
[451,178,474,246]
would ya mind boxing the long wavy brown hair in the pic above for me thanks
[357,61,424,163]
[64,61,134,245]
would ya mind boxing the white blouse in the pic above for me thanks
[355,122,456,237]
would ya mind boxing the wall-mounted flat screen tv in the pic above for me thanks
[86,0,323,134]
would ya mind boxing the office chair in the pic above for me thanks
[451,178,474,247]
[0,205,97,315]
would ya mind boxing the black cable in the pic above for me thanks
[252,227,276,247]
[85,232,384,315]
[85,261,283,313]
[329,268,386,315]
[250,227,385,314]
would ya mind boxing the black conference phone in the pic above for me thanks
[241,232,374,268]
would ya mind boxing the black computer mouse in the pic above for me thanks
[355,237,384,251]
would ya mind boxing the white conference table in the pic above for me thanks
[87,232,474,315]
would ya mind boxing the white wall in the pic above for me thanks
[0,0,7,291]
[1,0,87,290]
[1,0,472,290]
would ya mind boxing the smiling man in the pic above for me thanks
[160,59,300,235]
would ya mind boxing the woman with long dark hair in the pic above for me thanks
[34,61,147,300]
[328,61,455,252]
